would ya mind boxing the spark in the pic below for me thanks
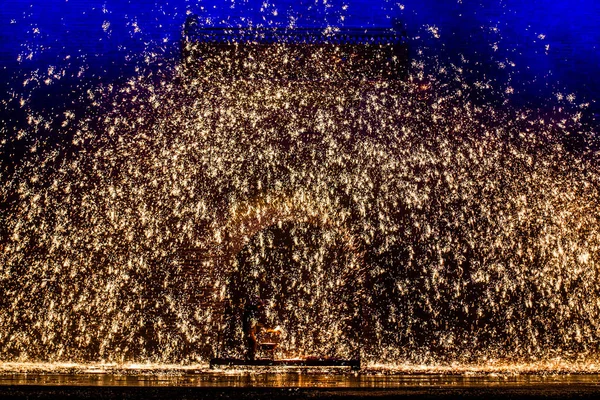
[0,13,598,372]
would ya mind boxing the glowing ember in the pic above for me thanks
[0,3,599,373]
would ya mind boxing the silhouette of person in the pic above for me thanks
[242,299,265,361]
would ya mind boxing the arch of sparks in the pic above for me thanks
[205,189,364,361]
[0,10,599,372]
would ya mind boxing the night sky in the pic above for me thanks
[1,0,599,113]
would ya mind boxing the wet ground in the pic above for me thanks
[1,371,600,399]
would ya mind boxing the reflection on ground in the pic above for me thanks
[1,363,600,389]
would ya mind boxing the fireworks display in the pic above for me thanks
[0,2,599,371]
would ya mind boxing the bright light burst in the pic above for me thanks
[0,15,599,371]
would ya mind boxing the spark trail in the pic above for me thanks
[0,21,599,369]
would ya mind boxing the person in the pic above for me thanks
[242,299,265,361]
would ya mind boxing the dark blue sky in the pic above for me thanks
[1,0,599,110]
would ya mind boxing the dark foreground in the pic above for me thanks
[2,385,600,399]
[1,372,600,399]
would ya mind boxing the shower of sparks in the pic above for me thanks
[0,16,599,371]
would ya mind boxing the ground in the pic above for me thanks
[2,372,600,399]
